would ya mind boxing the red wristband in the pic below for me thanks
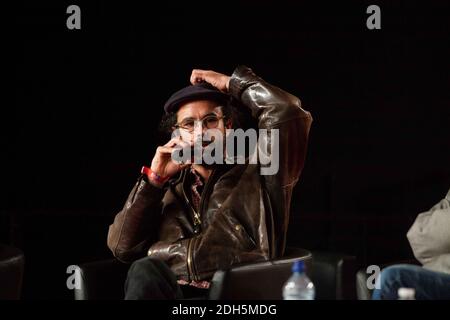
[141,166,169,184]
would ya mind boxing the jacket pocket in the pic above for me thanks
[220,209,256,251]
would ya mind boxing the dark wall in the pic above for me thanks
[9,0,450,299]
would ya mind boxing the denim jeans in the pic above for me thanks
[372,264,450,300]
[124,256,208,300]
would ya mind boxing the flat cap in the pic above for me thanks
[163,82,230,114]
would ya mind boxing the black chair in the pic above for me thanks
[208,249,356,300]
[208,248,313,299]
[74,258,130,300]
[0,244,25,300]
[310,251,356,300]
[74,248,356,300]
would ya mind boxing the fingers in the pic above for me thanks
[190,69,201,84]
[156,145,177,155]
[156,143,190,155]
[178,163,192,170]
[163,137,191,148]
[190,69,230,92]
[158,138,193,166]
[175,139,192,149]
[190,69,210,85]
[163,137,181,147]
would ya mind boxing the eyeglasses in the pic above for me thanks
[174,115,226,133]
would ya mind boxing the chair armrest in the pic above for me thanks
[209,248,312,300]
[310,251,357,300]
[74,258,131,300]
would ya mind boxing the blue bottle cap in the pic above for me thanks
[292,260,305,273]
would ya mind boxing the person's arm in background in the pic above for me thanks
[407,188,450,273]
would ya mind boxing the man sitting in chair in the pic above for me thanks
[107,66,313,299]
[373,188,450,300]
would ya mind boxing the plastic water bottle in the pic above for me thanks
[282,260,315,300]
[398,288,415,300]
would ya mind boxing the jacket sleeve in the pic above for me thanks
[229,65,313,187]
[228,65,313,257]
[406,189,450,268]
[107,175,166,262]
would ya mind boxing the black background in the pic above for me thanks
[8,0,450,299]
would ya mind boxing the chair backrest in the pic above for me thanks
[208,247,312,299]
[310,251,356,300]
[74,258,130,300]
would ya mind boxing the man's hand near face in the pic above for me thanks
[147,68,233,187]
[148,136,191,187]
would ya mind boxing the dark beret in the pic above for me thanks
[163,82,230,114]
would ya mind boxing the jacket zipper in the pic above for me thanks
[198,168,217,219]
[186,238,194,282]
[184,168,217,282]
[181,180,201,229]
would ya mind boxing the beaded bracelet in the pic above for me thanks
[141,166,169,184]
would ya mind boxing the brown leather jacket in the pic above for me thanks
[107,66,313,282]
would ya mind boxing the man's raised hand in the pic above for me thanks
[190,69,231,93]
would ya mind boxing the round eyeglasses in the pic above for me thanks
[174,115,226,132]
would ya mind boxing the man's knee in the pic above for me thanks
[129,257,160,272]
[381,264,420,284]
[128,257,176,283]
[380,265,403,285]
[378,264,420,297]
[125,257,181,300]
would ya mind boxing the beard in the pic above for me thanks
[190,140,223,168]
